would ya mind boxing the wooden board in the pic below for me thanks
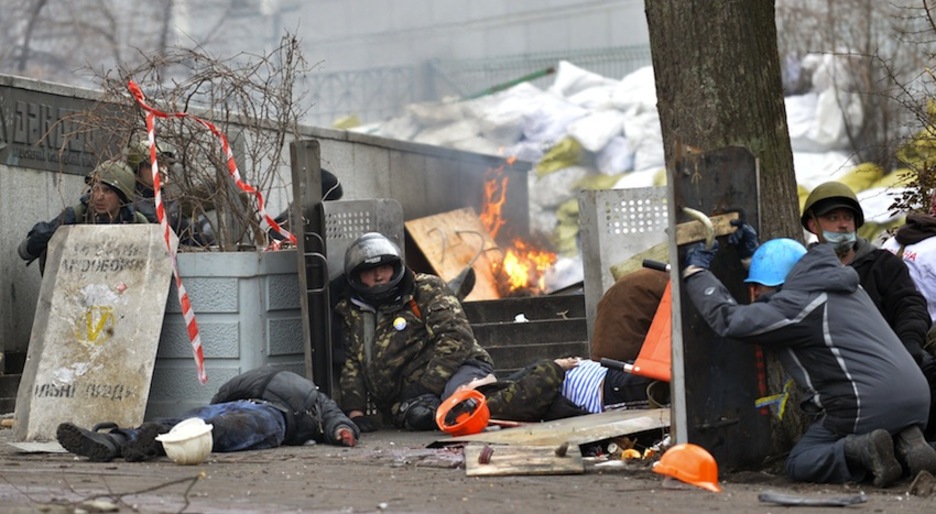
[668,146,770,471]
[405,208,501,301]
[464,444,584,476]
[610,212,741,280]
[430,408,670,448]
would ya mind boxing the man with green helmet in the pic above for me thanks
[802,181,936,437]
[17,160,149,274]
[126,139,214,247]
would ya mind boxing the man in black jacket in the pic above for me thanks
[802,182,936,438]
[56,366,360,462]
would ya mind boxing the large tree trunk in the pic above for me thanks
[646,0,804,461]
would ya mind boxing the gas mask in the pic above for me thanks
[822,230,856,256]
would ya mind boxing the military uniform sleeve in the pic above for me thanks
[416,275,481,394]
[337,306,369,413]
[485,359,565,421]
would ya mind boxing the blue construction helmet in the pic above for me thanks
[745,238,807,287]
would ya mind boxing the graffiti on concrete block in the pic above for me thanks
[75,305,114,345]
[61,257,147,274]
[84,383,132,401]
[33,381,134,401]
[33,383,77,398]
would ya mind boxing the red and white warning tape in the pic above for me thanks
[128,80,298,384]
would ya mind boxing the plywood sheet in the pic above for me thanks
[464,444,584,476]
[405,208,502,301]
[430,408,670,448]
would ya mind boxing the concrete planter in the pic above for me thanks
[145,250,305,419]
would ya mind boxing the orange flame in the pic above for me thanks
[480,158,558,296]
[499,238,558,294]
[480,167,508,240]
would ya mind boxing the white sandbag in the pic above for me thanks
[567,84,618,110]
[528,201,559,238]
[610,66,657,110]
[412,119,480,147]
[785,92,820,152]
[548,60,618,98]
[612,167,663,190]
[450,135,503,156]
[529,166,591,209]
[595,136,635,175]
[623,106,665,172]
[567,110,626,153]
[544,255,585,294]
[507,141,547,164]
[406,100,467,127]
[858,186,907,225]
[366,112,422,141]
[521,99,589,145]
[793,151,856,190]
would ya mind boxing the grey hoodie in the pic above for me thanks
[685,243,929,436]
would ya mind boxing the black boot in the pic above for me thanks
[843,429,902,487]
[122,422,171,462]
[56,422,127,462]
[398,393,441,431]
[895,425,936,478]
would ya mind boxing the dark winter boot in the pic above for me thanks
[843,429,902,488]
[398,393,441,431]
[122,422,171,462]
[56,422,127,462]
[895,425,936,478]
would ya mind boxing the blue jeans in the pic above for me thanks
[786,421,859,484]
[139,400,287,453]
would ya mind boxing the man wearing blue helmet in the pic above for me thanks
[683,237,936,487]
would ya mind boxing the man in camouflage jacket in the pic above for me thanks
[336,233,494,431]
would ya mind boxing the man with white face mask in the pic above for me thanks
[802,181,936,438]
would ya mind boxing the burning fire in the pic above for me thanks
[500,238,557,294]
[481,159,558,296]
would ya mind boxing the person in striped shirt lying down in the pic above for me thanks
[455,357,669,423]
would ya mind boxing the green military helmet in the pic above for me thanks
[126,138,177,170]
[86,160,136,203]
[800,181,864,230]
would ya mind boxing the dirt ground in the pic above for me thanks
[0,427,934,514]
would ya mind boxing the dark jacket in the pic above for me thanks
[211,366,359,446]
[336,273,493,418]
[685,244,929,436]
[849,238,931,364]
[591,268,668,362]
[134,184,215,247]
[18,196,148,274]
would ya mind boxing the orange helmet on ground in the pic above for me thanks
[435,389,490,437]
[652,443,722,492]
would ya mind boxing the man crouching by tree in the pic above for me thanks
[56,366,359,462]
[683,236,936,487]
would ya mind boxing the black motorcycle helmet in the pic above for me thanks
[344,232,407,305]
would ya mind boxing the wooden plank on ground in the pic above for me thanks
[405,207,501,301]
[430,408,670,448]
[464,444,584,476]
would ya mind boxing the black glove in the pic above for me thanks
[685,241,719,270]
[399,382,432,402]
[349,414,381,433]
[728,220,759,260]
